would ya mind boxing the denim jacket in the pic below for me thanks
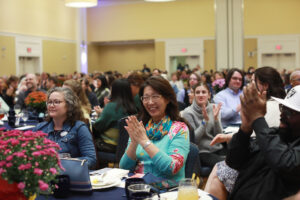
[33,120,97,168]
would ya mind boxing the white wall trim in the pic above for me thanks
[257,35,300,69]
[15,36,43,75]
[0,31,76,43]
[156,38,205,73]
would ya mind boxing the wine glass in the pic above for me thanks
[177,178,199,200]
[14,104,21,116]
[21,111,29,126]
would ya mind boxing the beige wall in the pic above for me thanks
[245,0,300,35]
[88,43,155,74]
[43,40,77,74]
[0,0,77,40]
[0,35,16,76]
[244,38,257,69]
[204,40,216,72]
[87,0,215,42]
[154,42,165,70]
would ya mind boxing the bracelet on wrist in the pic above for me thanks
[142,140,152,149]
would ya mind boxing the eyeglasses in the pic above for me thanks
[141,95,162,103]
[279,104,300,118]
[291,78,300,82]
[231,77,243,82]
[47,100,64,106]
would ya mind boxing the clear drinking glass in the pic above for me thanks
[177,178,199,200]
[14,104,21,116]
[21,111,29,126]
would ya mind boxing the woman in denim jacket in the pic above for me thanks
[33,87,96,168]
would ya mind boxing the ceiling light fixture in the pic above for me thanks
[144,0,175,2]
[65,0,98,8]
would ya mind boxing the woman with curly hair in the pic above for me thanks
[33,87,96,168]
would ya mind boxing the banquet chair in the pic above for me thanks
[97,117,129,167]
[185,143,201,179]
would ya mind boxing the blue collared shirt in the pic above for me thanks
[213,87,243,127]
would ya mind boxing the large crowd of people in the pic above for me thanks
[0,66,300,199]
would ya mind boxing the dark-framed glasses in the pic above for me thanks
[140,95,162,103]
[47,100,64,106]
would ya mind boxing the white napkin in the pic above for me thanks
[90,168,129,187]
[103,168,129,179]
[15,125,36,130]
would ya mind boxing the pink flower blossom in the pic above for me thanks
[35,162,39,167]
[14,152,25,157]
[18,182,26,190]
[38,180,49,191]
[34,168,43,175]
[18,163,32,170]
[32,151,41,156]
[9,138,19,146]
[6,155,13,161]
[49,168,57,175]
[0,168,6,175]
[21,142,29,147]
[6,162,12,168]
[36,145,42,150]
[0,160,6,167]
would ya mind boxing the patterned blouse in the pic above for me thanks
[119,121,190,181]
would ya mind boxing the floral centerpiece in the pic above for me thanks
[0,129,62,199]
[212,78,225,94]
[24,91,47,114]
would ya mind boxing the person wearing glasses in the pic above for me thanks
[33,87,97,168]
[221,84,300,199]
[120,76,190,181]
[290,70,300,88]
[206,66,286,200]
[213,68,244,127]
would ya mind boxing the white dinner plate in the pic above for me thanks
[90,176,121,190]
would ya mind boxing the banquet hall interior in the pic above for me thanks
[0,0,300,76]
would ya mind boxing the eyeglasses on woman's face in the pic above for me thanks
[140,94,162,103]
[46,100,64,106]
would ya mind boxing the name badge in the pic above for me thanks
[60,131,68,137]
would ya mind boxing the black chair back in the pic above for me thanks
[185,143,201,178]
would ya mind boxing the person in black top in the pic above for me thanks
[226,83,300,200]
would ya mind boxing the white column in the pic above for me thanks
[215,0,244,70]
[76,8,88,73]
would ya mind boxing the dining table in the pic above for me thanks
[36,171,218,200]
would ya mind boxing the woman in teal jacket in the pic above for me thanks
[120,76,190,181]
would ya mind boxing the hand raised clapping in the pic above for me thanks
[125,115,149,145]
[201,103,222,122]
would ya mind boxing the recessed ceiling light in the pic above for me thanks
[145,0,176,2]
[65,0,98,8]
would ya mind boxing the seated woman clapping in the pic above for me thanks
[33,87,97,168]
[181,83,224,168]
[120,76,190,181]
